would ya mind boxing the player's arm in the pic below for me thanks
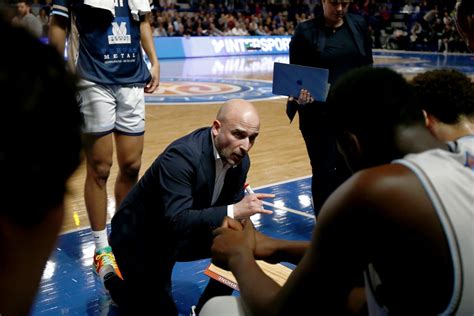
[140,13,160,93]
[254,229,310,265]
[48,14,69,55]
[272,175,373,315]
[213,170,377,315]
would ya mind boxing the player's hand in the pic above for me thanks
[145,64,160,93]
[254,230,281,264]
[211,218,256,270]
[220,216,244,231]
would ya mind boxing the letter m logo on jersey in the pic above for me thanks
[108,22,131,44]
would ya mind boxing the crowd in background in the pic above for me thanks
[8,0,471,52]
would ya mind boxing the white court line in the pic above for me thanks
[251,175,315,219]
[262,200,315,220]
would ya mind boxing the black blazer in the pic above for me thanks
[286,13,373,123]
[110,127,249,271]
[289,13,373,69]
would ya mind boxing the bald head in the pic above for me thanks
[212,99,260,166]
[216,99,260,124]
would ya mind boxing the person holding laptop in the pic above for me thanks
[286,0,373,215]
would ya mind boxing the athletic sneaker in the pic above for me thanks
[93,246,123,282]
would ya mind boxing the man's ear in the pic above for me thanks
[347,131,363,160]
[423,111,439,137]
[340,131,362,156]
[337,131,362,172]
[423,110,438,129]
[423,109,429,127]
[211,120,221,137]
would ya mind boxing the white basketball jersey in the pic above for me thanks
[365,135,474,315]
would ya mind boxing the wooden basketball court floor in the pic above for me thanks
[31,50,474,315]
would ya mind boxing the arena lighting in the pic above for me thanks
[41,260,57,280]
[298,194,312,208]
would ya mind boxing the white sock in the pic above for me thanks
[92,229,109,251]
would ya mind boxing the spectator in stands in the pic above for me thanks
[438,23,456,53]
[37,7,49,37]
[274,25,287,35]
[286,21,295,35]
[378,4,392,30]
[167,24,177,36]
[286,0,373,215]
[231,22,249,36]
[401,0,415,15]
[208,22,225,36]
[442,9,452,26]
[11,0,42,38]
[153,22,168,36]
[0,18,82,316]
[423,5,438,27]
[202,67,474,316]
[248,17,259,35]
[387,26,409,50]
[194,26,206,36]
[176,22,186,36]
[257,24,269,35]
[419,0,431,15]
[409,20,425,49]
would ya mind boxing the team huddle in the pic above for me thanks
[0,0,473,315]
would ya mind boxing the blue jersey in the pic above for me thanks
[51,0,151,85]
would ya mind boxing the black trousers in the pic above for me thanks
[110,214,234,315]
[106,273,177,315]
[297,102,351,216]
[109,237,233,316]
[106,269,233,315]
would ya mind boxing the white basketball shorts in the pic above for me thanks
[77,80,145,135]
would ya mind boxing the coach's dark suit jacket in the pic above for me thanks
[110,127,249,312]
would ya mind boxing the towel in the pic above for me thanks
[83,0,115,15]
[83,0,152,21]
[129,0,152,21]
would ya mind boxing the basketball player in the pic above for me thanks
[49,0,160,284]
[0,20,82,315]
[412,69,474,142]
